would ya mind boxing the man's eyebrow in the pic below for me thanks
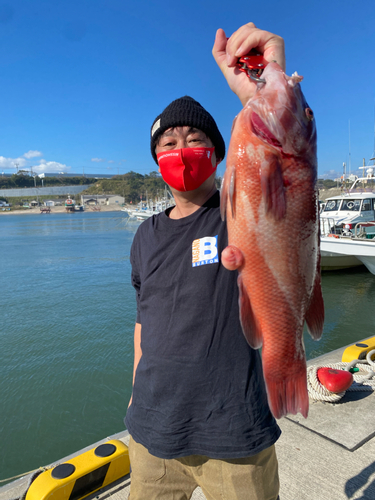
[158,127,205,142]
[160,129,175,138]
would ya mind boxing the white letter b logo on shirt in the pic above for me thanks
[192,236,219,267]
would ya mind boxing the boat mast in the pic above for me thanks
[348,119,351,176]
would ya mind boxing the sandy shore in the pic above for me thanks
[0,205,125,216]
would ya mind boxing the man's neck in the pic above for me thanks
[169,184,217,220]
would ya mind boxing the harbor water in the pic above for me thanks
[1,211,375,482]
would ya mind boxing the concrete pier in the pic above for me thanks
[1,343,374,500]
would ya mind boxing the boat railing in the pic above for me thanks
[348,175,375,194]
[320,217,375,241]
[353,221,375,240]
[320,217,338,236]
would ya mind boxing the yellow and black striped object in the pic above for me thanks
[342,336,375,363]
[26,439,130,500]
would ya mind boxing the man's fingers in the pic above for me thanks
[212,28,228,69]
[226,22,258,66]
[263,38,286,71]
[225,24,285,72]
[212,22,286,106]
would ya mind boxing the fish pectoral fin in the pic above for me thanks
[305,268,324,341]
[220,166,236,221]
[260,156,286,220]
[238,275,263,349]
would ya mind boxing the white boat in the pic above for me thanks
[319,165,375,273]
[320,167,375,235]
[320,219,375,274]
[123,207,163,221]
[122,203,172,221]
[122,191,174,221]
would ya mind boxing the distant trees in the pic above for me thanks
[5,171,340,204]
[317,179,338,190]
[0,173,97,190]
[0,171,171,203]
[0,172,33,189]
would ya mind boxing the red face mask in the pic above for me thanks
[157,147,216,192]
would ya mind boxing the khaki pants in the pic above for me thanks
[128,436,279,500]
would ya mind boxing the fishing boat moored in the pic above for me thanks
[320,220,375,273]
[121,191,174,220]
[320,167,375,236]
[65,196,75,213]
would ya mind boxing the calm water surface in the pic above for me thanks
[1,211,375,481]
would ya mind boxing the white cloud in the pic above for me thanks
[32,159,71,174]
[91,158,106,162]
[108,160,115,164]
[0,156,27,169]
[0,153,71,175]
[23,150,43,159]
[319,169,340,180]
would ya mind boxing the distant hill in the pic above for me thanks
[81,171,168,204]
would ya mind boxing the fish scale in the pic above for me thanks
[221,62,324,419]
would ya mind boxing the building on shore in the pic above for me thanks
[81,195,124,207]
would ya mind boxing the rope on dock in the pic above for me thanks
[307,349,375,402]
[3,468,47,500]
[0,470,37,484]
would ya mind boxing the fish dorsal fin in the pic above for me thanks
[260,156,286,220]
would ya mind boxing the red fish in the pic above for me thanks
[221,62,324,419]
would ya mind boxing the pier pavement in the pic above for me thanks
[1,343,374,500]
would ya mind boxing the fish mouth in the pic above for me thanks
[250,111,282,149]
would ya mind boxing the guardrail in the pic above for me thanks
[320,217,375,240]
[320,217,336,236]
[353,221,375,239]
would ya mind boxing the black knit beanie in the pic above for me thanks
[150,96,225,164]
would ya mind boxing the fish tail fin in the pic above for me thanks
[220,166,236,221]
[238,275,263,349]
[305,263,324,341]
[265,370,309,419]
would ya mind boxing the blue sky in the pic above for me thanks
[1,0,374,180]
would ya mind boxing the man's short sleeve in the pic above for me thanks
[130,235,141,324]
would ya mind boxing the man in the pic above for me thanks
[125,22,285,500]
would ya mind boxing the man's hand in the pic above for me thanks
[221,245,244,271]
[212,22,285,106]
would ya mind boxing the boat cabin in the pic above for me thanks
[320,170,375,234]
[320,193,375,233]
[65,196,75,212]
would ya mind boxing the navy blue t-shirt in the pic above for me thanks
[125,191,280,459]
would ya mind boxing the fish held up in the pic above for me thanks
[221,62,324,419]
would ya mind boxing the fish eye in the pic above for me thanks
[305,108,314,121]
